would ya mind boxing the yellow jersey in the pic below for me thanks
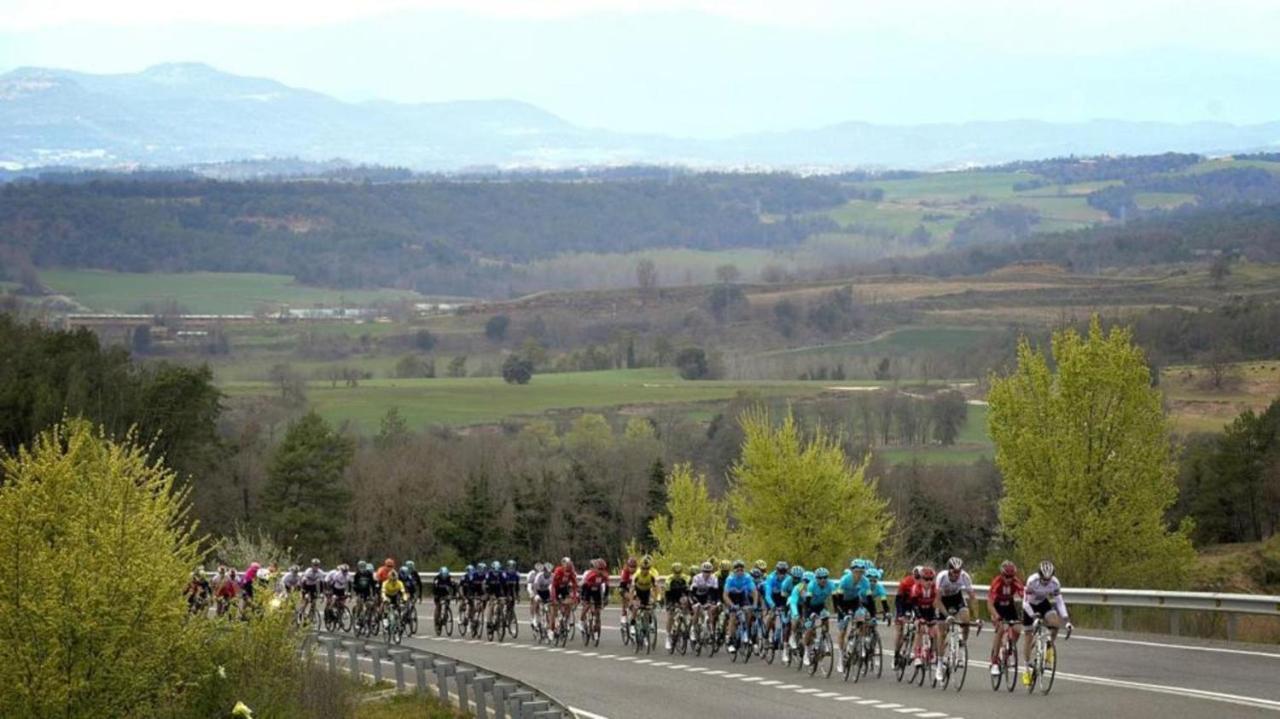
[632,568,660,591]
[382,576,405,598]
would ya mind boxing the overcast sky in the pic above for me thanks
[2,0,1278,137]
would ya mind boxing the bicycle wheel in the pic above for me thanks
[1038,642,1056,695]
[407,605,418,636]
[818,634,834,677]
[869,632,883,679]
[1004,640,1018,693]
[339,606,353,633]
[677,618,689,655]
[952,639,968,691]
[843,638,857,682]
[508,606,520,640]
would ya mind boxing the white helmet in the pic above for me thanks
[1039,560,1055,579]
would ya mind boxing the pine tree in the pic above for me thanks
[564,462,621,561]
[440,473,508,562]
[641,457,667,547]
[511,471,554,563]
[989,317,1195,588]
[261,411,354,556]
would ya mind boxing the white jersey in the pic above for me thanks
[300,567,325,587]
[690,573,719,592]
[326,569,350,591]
[532,571,553,592]
[938,570,973,597]
[1022,573,1068,620]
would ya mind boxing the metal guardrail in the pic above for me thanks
[307,630,573,718]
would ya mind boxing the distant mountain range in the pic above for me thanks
[2,63,1278,171]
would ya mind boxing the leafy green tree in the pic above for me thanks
[641,457,668,546]
[675,347,710,380]
[414,328,437,351]
[439,473,509,561]
[131,324,152,354]
[930,390,969,446]
[564,461,621,561]
[261,411,354,555]
[447,355,468,378]
[485,314,510,342]
[729,409,889,570]
[512,472,555,563]
[374,407,411,450]
[0,419,204,718]
[988,318,1194,588]
[648,463,736,567]
[1185,399,1280,543]
[502,353,534,385]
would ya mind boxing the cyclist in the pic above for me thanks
[549,557,578,636]
[352,561,375,615]
[836,559,870,675]
[325,564,351,622]
[762,562,793,647]
[863,567,890,620]
[529,563,553,633]
[502,560,521,607]
[300,559,325,614]
[690,561,720,639]
[239,562,261,609]
[579,559,610,635]
[791,568,835,667]
[375,558,396,584]
[185,569,211,613]
[382,566,407,628]
[937,556,978,664]
[711,559,730,643]
[629,555,661,637]
[215,567,239,615]
[278,564,301,596]
[460,564,482,624]
[722,560,757,655]
[909,566,941,677]
[398,560,420,604]
[432,566,456,624]
[987,560,1024,676]
[1021,560,1071,687]
[618,557,637,637]
[662,562,690,651]
[894,566,921,660]
[483,561,505,635]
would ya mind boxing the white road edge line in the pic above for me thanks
[570,707,611,719]
[1073,634,1280,659]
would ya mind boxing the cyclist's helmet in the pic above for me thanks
[641,555,652,568]
[789,566,803,579]
[701,561,714,572]
[912,565,923,580]
[405,560,415,570]
[626,557,637,568]
[814,567,830,580]
[561,557,572,567]
[439,567,450,576]
[384,558,395,568]
[671,562,684,574]
[947,556,963,571]
[802,571,815,584]
[464,564,473,572]
[507,560,517,569]
[1039,560,1055,579]
[289,564,300,573]
[1001,560,1017,577]
[775,561,789,572]
[593,558,606,570]
[750,568,763,580]
[920,566,937,580]
[719,560,732,572]
[754,559,767,571]
[311,558,321,567]
[868,568,882,581]
[732,559,745,570]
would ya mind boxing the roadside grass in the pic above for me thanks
[356,693,467,719]
[38,269,424,314]
[222,368,826,430]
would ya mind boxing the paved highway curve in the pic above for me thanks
[392,606,1280,719]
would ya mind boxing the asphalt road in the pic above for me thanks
[380,604,1280,719]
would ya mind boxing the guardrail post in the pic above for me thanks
[521,699,550,718]
[388,649,411,693]
[343,641,361,679]
[413,656,433,695]
[1226,613,1239,642]
[433,661,456,703]
[367,644,388,685]
[1111,606,1123,632]
[1169,610,1181,636]
[507,690,533,719]
[493,681,516,718]
[473,673,495,718]
[455,668,476,713]
[531,711,561,719]
[317,635,339,672]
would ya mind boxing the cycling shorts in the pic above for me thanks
[635,588,653,607]
[301,584,318,598]
[941,592,967,615]
[1022,599,1054,627]
[554,585,573,601]
[726,591,751,608]
[536,588,551,603]
[894,593,911,619]
[582,586,603,607]
[992,601,1020,624]
[914,606,938,623]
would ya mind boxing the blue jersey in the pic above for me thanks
[787,582,806,618]
[863,581,887,601]
[804,579,835,610]
[724,573,756,606]
[838,570,869,598]
[763,573,793,608]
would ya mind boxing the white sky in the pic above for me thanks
[2,0,1278,135]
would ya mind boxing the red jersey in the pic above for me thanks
[909,580,937,609]
[551,565,578,591]
[216,576,238,599]
[619,567,634,585]
[988,575,1024,605]
[898,574,917,599]
[583,568,609,590]
[375,566,394,583]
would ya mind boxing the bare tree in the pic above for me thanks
[636,258,658,295]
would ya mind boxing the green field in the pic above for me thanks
[222,368,827,430]
[39,269,424,314]
[853,171,1031,202]
[1133,192,1197,210]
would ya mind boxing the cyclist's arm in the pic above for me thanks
[1053,591,1068,621]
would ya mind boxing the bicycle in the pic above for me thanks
[894,613,917,682]
[990,619,1019,692]
[939,616,982,691]
[843,616,883,682]
[728,605,757,663]
[324,594,352,633]
[294,593,320,628]
[632,604,657,655]
[667,604,690,655]
[805,611,835,677]
[553,597,575,647]
[582,600,602,647]
[762,606,788,665]
[911,617,940,687]
[1025,617,1070,695]
[403,594,418,636]
[434,596,455,637]
[383,600,406,645]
